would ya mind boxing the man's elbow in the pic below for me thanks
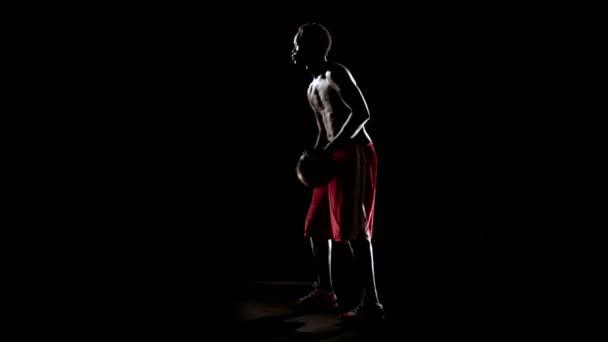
[348,115,369,137]
[355,113,370,126]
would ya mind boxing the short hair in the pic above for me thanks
[297,22,332,56]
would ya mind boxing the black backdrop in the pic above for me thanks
[74,2,492,338]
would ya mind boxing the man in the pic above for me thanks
[291,22,384,321]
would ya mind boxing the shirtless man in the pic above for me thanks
[291,22,384,321]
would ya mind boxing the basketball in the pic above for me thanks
[296,149,337,187]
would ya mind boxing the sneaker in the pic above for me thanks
[339,301,385,321]
[291,283,339,311]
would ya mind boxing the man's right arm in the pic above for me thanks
[313,112,329,151]
[309,98,326,150]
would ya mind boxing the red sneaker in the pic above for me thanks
[291,283,339,311]
[339,301,385,321]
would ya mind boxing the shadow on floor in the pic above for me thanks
[228,281,434,341]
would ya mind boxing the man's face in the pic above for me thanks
[291,32,310,66]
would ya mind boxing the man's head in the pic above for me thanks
[291,23,332,66]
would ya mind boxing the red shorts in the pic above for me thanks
[304,143,377,242]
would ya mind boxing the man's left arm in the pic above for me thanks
[323,64,371,153]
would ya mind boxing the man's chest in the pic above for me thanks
[308,79,337,110]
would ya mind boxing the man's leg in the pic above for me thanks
[351,236,381,306]
[340,236,384,320]
[310,237,334,292]
[292,237,338,310]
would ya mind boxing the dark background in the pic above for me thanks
[74,1,489,338]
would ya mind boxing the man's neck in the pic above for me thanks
[307,60,329,77]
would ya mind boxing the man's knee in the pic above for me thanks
[311,237,331,253]
[351,235,372,248]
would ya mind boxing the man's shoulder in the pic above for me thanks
[327,62,351,75]
[326,62,356,85]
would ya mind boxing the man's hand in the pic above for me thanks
[323,136,344,154]
[322,143,335,154]
[311,145,325,154]
[304,147,331,161]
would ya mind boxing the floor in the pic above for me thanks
[228,281,435,341]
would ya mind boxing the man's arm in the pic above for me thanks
[308,96,327,150]
[313,114,324,150]
[323,63,371,153]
